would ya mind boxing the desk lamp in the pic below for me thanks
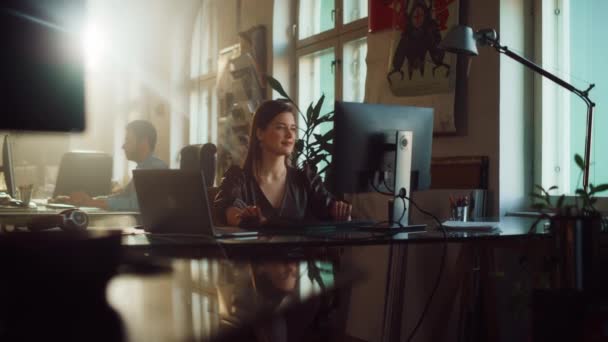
[439,26,596,191]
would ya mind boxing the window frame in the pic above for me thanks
[535,0,608,211]
[295,0,368,108]
[189,0,219,146]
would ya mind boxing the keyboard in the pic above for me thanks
[45,203,76,210]
[254,218,376,231]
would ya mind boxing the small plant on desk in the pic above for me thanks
[530,154,608,228]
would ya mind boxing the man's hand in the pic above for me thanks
[330,200,352,221]
[69,192,93,206]
[50,192,92,206]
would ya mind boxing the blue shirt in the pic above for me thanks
[106,154,168,211]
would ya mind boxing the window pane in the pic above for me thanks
[343,0,368,24]
[190,1,217,77]
[189,88,207,144]
[298,0,335,40]
[190,10,203,78]
[342,37,367,102]
[298,47,335,172]
[568,0,607,193]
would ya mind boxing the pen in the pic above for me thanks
[233,198,248,209]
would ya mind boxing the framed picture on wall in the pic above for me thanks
[369,0,468,135]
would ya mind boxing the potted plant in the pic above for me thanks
[530,154,608,292]
[265,75,334,178]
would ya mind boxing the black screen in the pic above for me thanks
[332,101,434,195]
[0,1,85,132]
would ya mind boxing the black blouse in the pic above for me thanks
[213,163,335,226]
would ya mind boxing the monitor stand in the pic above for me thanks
[392,130,412,228]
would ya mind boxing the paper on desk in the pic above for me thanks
[441,221,499,232]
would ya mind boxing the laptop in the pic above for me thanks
[133,169,257,237]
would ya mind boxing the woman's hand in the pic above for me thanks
[234,205,267,227]
[330,200,352,221]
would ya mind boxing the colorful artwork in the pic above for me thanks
[369,0,406,32]
[386,0,459,96]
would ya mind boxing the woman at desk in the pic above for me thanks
[213,100,351,227]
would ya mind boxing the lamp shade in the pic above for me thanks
[439,25,479,56]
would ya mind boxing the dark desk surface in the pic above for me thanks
[120,216,549,258]
[113,216,552,341]
[0,216,556,341]
[0,203,139,228]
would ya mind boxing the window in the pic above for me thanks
[296,0,368,171]
[190,1,219,145]
[538,0,607,195]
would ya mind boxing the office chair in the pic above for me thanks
[53,151,113,197]
[179,143,216,188]
[180,144,218,224]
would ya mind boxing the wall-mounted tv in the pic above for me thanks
[0,0,85,132]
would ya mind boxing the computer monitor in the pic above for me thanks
[332,102,434,224]
[1,135,16,198]
[0,1,85,132]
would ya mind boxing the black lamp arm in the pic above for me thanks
[482,34,596,190]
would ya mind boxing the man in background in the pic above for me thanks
[54,120,167,211]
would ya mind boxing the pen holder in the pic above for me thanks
[452,205,469,222]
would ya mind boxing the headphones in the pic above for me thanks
[27,209,89,232]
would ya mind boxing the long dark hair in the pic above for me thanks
[242,99,297,175]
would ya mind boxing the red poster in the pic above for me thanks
[369,0,406,32]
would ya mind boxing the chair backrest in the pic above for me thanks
[53,151,113,197]
[179,143,216,187]
[430,156,489,189]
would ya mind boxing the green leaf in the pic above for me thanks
[529,193,547,202]
[315,115,334,124]
[590,184,608,195]
[266,75,291,101]
[534,184,551,197]
[547,185,558,192]
[294,140,304,153]
[574,154,585,171]
[531,203,547,210]
[305,102,314,125]
[575,189,587,197]
[321,129,334,140]
[312,131,333,144]
[312,94,325,123]
[318,141,333,153]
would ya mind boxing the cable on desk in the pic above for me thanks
[403,194,447,342]
[369,179,406,228]
[368,179,448,341]
[370,178,393,196]
[383,177,394,194]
